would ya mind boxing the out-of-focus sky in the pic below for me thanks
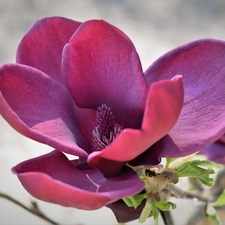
[1,0,225,224]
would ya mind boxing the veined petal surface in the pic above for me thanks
[145,39,225,157]
[62,20,149,129]
[12,151,145,210]
[0,64,89,157]
[16,17,82,86]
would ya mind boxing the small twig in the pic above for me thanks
[0,191,60,225]
[160,210,174,225]
[165,183,209,202]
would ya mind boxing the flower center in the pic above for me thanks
[91,104,123,152]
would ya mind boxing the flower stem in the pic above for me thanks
[160,210,174,225]
[165,183,209,202]
[0,191,60,225]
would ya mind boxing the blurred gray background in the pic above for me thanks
[1,0,225,224]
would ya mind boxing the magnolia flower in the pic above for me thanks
[1,17,225,223]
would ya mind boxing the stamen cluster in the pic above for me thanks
[91,104,123,152]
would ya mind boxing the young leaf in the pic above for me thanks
[122,193,147,209]
[151,200,176,225]
[139,175,147,182]
[212,189,225,207]
[206,206,221,225]
[153,200,176,211]
[165,157,178,168]
[207,213,220,225]
[138,200,176,224]
[185,160,220,169]
[151,201,159,224]
[138,201,152,223]
[169,153,197,169]
[175,161,215,186]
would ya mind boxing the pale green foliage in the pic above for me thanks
[205,189,225,225]
[138,201,152,223]
[123,156,221,224]
[152,200,176,211]
[177,160,220,170]
[138,200,176,224]
[152,200,176,222]
[212,189,225,207]
[122,193,146,209]
[175,160,220,186]
[206,206,221,225]
[139,175,147,182]
[165,157,178,168]
[206,213,220,225]
[168,153,197,169]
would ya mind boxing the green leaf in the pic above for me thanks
[138,200,176,224]
[207,214,220,225]
[169,153,197,169]
[122,193,147,209]
[151,200,176,225]
[212,189,225,207]
[165,157,178,168]
[185,160,220,169]
[153,200,176,211]
[151,201,159,224]
[175,161,215,187]
[206,207,221,225]
[138,201,152,224]
[139,175,147,182]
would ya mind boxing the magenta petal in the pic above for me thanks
[198,142,225,164]
[73,102,96,142]
[62,20,149,129]
[130,134,180,165]
[218,134,225,144]
[16,16,81,86]
[0,64,89,157]
[12,151,145,210]
[145,39,225,157]
[88,76,184,177]
[107,199,146,223]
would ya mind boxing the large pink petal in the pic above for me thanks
[16,17,81,86]
[88,76,184,177]
[0,64,89,157]
[12,151,145,210]
[145,39,225,157]
[62,19,149,129]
